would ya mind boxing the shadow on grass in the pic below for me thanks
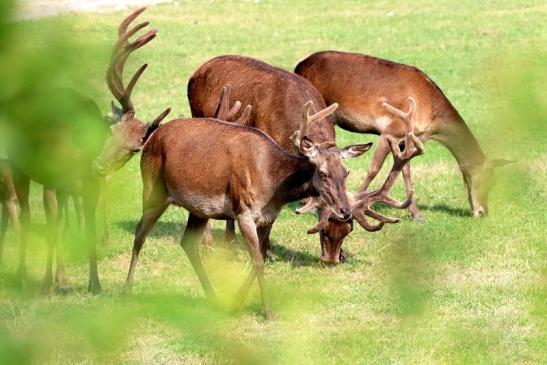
[270,242,318,267]
[417,203,470,217]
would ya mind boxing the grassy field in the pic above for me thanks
[1,0,546,364]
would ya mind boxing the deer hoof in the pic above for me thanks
[88,280,102,295]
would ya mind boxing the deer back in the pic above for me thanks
[295,50,464,138]
[188,55,336,152]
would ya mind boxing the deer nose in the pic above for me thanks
[339,208,351,220]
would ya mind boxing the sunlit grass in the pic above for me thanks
[0,0,546,364]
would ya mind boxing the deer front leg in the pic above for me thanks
[12,166,29,289]
[235,213,271,318]
[83,181,101,294]
[358,135,391,192]
[55,192,71,293]
[402,162,422,220]
[181,214,220,307]
[258,223,273,261]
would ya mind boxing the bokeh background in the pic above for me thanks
[0,0,545,364]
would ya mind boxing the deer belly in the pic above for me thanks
[169,189,233,219]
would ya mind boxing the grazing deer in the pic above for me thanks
[295,51,512,219]
[188,56,414,264]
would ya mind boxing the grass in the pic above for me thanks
[1,0,546,364]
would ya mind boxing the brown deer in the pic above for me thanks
[188,55,416,264]
[295,51,512,219]
[3,8,166,294]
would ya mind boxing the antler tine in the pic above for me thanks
[234,105,252,125]
[352,97,424,231]
[303,102,338,138]
[214,85,229,119]
[214,84,244,121]
[118,7,147,36]
[107,7,156,115]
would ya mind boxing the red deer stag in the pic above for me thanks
[4,7,166,294]
[295,51,512,219]
[188,56,415,264]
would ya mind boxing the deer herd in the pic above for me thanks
[0,8,511,317]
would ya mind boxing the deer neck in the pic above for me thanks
[435,121,487,176]
[273,155,317,205]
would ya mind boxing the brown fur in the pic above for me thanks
[188,55,367,264]
[295,50,504,218]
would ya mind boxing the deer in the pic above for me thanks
[295,50,512,219]
[93,10,416,316]
[2,8,167,294]
[187,55,419,264]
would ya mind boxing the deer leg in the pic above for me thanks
[124,201,168,292]
[12,166,29,289]
[99,177,110,245]
[225,220,236,242]
[0,204,7,263]
[235,213,271,318]
[72,194,84,236]
[42,187,59,295]
[258,223,273,261]
[83,181,101,294]
[402,162,422,220]
[180,214,219,306]
[358,135,391,192]
[55,192,71,292]
[202,223,214,248]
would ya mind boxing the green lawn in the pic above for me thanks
[1,1,546,364]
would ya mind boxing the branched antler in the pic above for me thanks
[351,97,424,231]
[214,84,252,125]
[106,7,157,118]
[290,101,338,147]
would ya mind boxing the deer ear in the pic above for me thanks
[340,142,373,160]
[486,159,515,169]
[143,108,171,144]
[299,136,317,158]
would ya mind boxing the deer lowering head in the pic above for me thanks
[299,97,424,264]
[93,7,170,176]
[291,101,373,221]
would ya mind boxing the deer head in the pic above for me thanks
[93,7,170,176]
[466,158,514,217]
[291,101,372,224]
[298,97,425,264]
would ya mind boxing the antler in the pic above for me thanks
[106,7,157,118]
[214,84,252,125]
[290,101,338,147]
[351,97,424,231]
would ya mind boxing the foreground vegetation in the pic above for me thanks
[1,0,546,363]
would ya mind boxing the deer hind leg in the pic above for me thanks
[358,135,391,192]
[235,213,271,318]
[180,214,219,306]
[11,166,29,289]
[402,162,422,220]
[124,199,168,292]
